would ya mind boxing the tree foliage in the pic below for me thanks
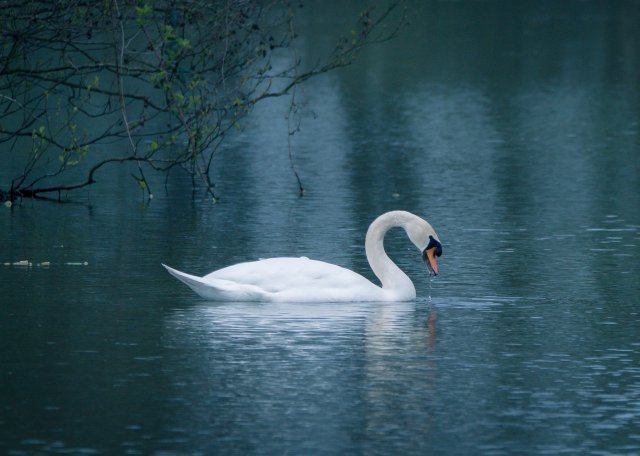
[0,0,405,202]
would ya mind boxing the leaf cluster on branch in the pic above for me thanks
[0,0,405,202]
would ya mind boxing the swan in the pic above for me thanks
[162,210,442,302]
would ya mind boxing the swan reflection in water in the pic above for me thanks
[162,298,440,448]
[427,307,437,354]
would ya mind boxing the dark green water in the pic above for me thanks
[2,1,640,454]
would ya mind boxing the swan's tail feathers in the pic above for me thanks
[162,263,209,294]
[162,264,266,301]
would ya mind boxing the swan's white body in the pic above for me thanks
[163,210,441,302]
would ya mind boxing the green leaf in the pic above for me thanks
[135,3,152,16]
[176,37,191,49]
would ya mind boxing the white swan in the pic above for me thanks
[162,210,442,302]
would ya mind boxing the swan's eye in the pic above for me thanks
[427,235,443,257]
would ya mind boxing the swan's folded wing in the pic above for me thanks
[202,257,382,301]
[162,264,267,301]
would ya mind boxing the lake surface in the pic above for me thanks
[2,1,640,454]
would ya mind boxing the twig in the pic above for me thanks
[285,3,304,196]
[112,0,152,198]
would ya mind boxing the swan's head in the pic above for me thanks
[421,235,443,276]
[402,215,442,276]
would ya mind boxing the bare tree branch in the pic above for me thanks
[0,0,407,203]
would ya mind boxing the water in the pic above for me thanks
[2,1,640,454]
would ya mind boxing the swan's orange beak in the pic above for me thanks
[423,247,439,276]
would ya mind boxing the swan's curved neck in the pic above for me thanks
[364,211,418,298]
